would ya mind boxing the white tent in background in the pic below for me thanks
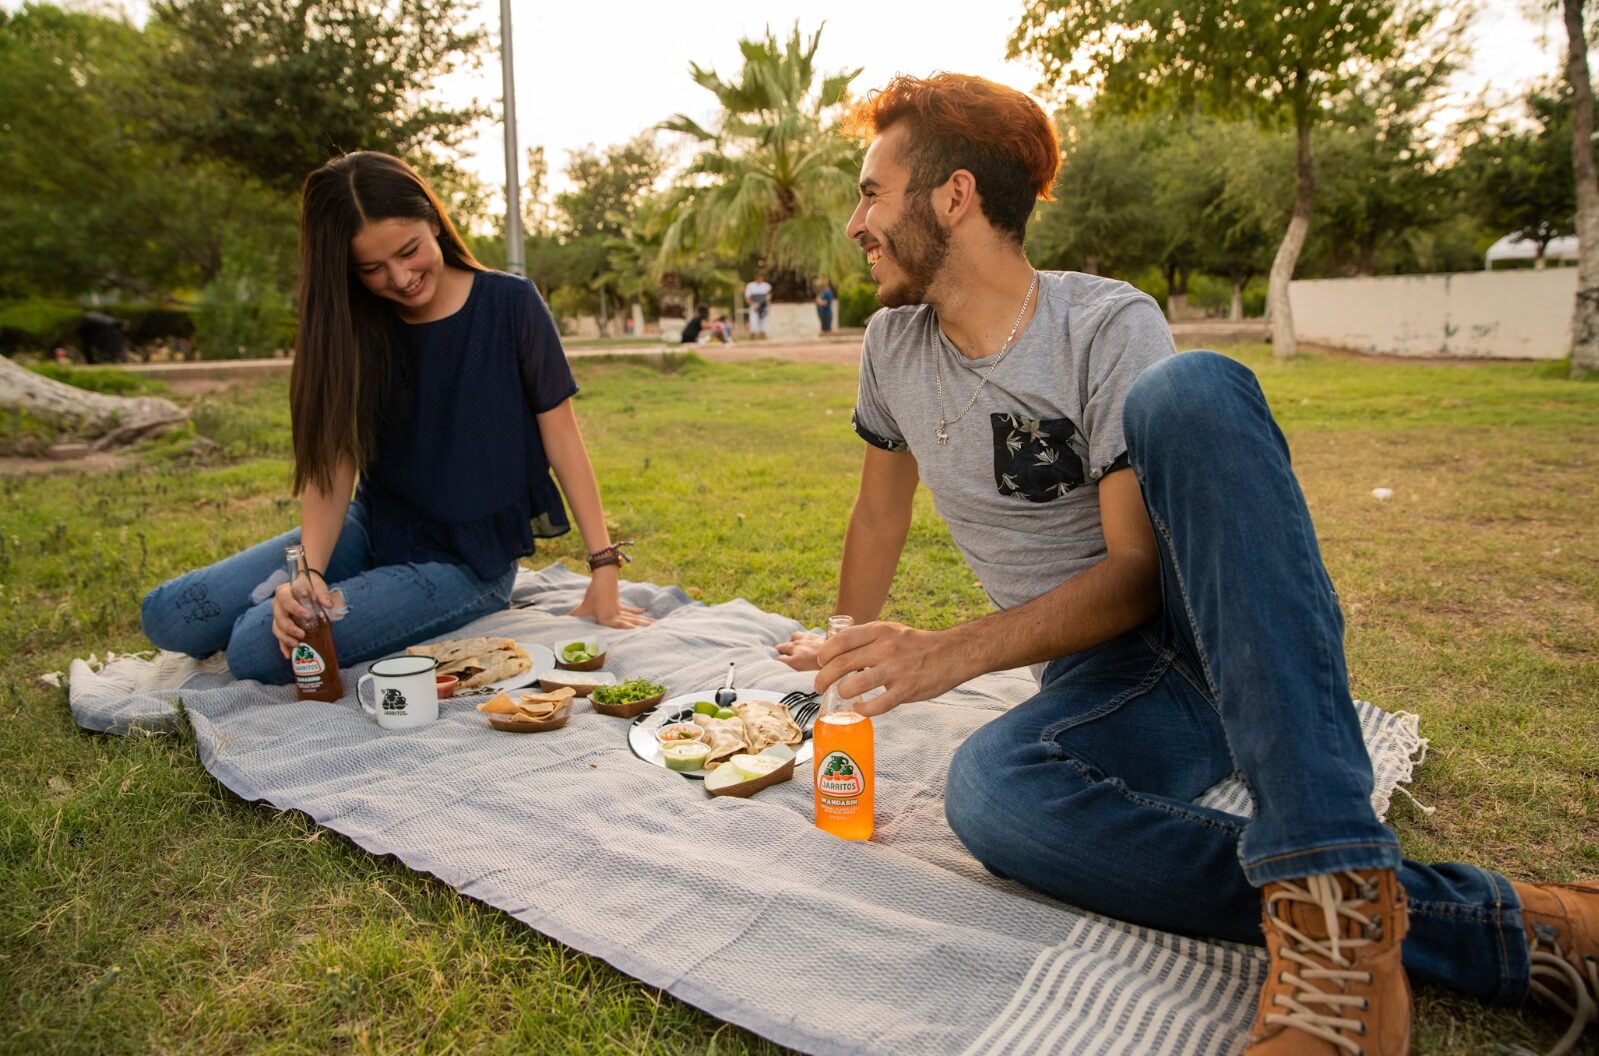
[1484,232,1580,269]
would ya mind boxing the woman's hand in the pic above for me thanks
[270,575,337,658]
[570,565,652,629]
[775,631,823,670]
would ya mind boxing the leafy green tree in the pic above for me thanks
[659,24,863,301]
[1012,0,1463,357]
[1029,106,1165,279]
[1151,120,1279,319]
[554,136,668,329]
[1461,83,1580,267]
[0,5,286,299]
[557,136,665,240]
[147,0,488,191]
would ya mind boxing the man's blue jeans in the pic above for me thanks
[944,352,1530,1006]
[140,501,517,687]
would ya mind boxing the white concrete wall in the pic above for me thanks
[1288,269,1577,360]
[765,301,822,342]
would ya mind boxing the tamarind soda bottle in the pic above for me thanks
[813,615,874,840]
[284,544,343,702]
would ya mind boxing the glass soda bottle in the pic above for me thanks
[813,615,874,840]
[285,544,343,702]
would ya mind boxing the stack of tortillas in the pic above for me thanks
[406,636,531,689]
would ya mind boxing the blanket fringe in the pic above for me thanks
[1365,706,1435,820]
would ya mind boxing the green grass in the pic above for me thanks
[2,346,1596,1054]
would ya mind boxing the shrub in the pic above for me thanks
[837,281,879,328]
[0,299,82,354]
[194,240,294,360]
[28,363,168,396]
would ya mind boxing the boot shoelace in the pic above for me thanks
[1526,922,1598,1056]
[1262,871,1384,1056]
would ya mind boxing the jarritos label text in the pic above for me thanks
[816,750,865,799]
[291,642,326,681]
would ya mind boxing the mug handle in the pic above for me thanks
[358,673,376,716]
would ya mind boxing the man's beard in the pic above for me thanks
[875,193,949,308]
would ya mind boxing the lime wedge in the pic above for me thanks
[693,700,719,716]
[715,708,737,720]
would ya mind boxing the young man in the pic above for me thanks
[777,73,1597,1055]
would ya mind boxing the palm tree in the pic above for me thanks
[658,23,863,302]
[599,196,740,328]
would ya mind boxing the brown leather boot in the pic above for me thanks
[1514,880,1599,1056]
[1245,869,1411,1055]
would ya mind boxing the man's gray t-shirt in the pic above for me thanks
[852,271,1175,612]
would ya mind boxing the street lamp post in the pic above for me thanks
[499,0,525,277]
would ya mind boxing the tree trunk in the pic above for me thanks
[1230,279,1245,322]
[0,356,188,450]
[1566,0,1599,375]
[1267,119,1316,359]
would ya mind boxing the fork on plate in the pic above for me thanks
[780,690,821,735]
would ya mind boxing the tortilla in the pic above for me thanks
[693,715,747,766]
[734,699,803,754]
[407,636,517,666]
[442,646,532,689]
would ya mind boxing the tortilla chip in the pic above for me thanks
[476,691,518,715]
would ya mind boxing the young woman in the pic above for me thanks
[141,151,649,686]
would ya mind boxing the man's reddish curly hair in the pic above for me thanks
[849,73,1060,243]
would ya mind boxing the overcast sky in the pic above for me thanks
[448,0,1562,196]
[8,0,1566,196]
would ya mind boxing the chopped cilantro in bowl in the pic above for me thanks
[590,679,666,706]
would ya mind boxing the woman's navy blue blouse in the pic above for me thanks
[359,270,578,582]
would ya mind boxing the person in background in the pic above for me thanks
[744,273,772,339]
[140,151,650,687]
[778,72,1598,1056]
[710,313,735,344]
[815,280,837,334]
[680,303,710,345]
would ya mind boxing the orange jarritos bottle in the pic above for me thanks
[813,615,874,840]
[285,544,343,702]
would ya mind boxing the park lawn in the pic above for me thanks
[1,345,1596,1055]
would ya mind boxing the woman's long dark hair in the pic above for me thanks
[291,151,483,495]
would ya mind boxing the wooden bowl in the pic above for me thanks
[486,700,572,733]
[589,690,665,719]
[553,637,607,672]
[705,757,796,798]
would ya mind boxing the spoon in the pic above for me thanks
[714,662,737,707]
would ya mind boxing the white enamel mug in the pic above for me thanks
[357,655,439,730]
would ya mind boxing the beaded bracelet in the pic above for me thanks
[587,540,634,572]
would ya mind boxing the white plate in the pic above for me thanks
[478,642,556,694]
[628,689,814,780]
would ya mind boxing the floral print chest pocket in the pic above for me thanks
[992,412,1086,502]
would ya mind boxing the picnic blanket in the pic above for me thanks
[66,564,1429,1056]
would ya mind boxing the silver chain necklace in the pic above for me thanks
[934,271,1039,445]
